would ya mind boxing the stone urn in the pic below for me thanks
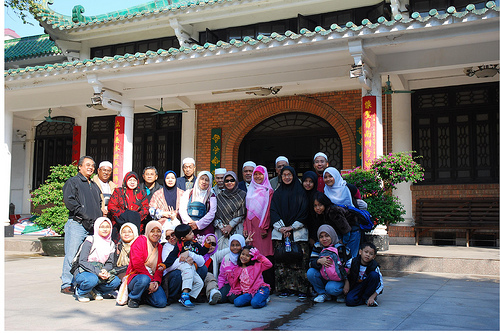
[38,236,65,257]
[364,225,389,251]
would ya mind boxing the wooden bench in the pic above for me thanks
[414,198,499,247]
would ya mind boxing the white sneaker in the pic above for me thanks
[336,295,345,303]
[76,290,90,303]
[94,292,104,301]
[313,294,331,303]
[208,289,221,305]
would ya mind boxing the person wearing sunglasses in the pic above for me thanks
[214,171,247,251]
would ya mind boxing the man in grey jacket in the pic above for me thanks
[60,156,102,295]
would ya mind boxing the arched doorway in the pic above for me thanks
[33,116,75,189]
[238,112,342,179]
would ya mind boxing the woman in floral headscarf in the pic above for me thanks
[214,171,246,250]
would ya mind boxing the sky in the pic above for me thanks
[4,0,149,37]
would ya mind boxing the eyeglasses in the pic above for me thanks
[165,234,174,240]
[207,242,217,246]
[224,179,236,183]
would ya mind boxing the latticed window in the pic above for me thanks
[33,117,75,189]
[412,82,499,184]
[86,116,116,167]
[133,113,182,177]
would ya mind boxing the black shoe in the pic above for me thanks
[128,299,140,308]
[60,286,74,295]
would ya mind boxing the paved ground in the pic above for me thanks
[4,252,499,331]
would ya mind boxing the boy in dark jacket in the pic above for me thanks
[343,242,383,306]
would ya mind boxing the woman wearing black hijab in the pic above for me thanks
[270,166,310,300]
[302,171,318,246]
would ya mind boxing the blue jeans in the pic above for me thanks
[61,219,88,289]
[128,274,168,308]
[345,229,361,258]
[307,268,344,296]
[234,286,270,309]
[346,271,380,306]
[74,271,121,295]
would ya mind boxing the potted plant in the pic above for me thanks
[344,151,424,250]
[31,163,78,256]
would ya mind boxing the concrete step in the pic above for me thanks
[377,244,499,276]
[4,235,43,253]
[5,236,499,276]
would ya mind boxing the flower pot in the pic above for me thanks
[364,225,389,251]
[38,236,65,257]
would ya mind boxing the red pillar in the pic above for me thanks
[71,126,81,164]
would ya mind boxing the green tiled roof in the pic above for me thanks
[7,2,498,78]
[34,0,232,30]
[5,34,62,62]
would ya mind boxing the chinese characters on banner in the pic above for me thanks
[71,126,81,164]
[210,128,222,186]
[113,116,125,186]
[362,96,377,169]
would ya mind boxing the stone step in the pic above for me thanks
[5,236,499,276]
[4,235,43,253]
[377,244,499,276]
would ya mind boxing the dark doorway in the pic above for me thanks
[33,117,75,189]
[238,112,342,179]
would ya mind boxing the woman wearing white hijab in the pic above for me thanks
[322,167,362,257]
[73,217,120,302]
[179,171,217,236]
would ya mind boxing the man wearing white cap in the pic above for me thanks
[313,152,329,192]
[269,156,289,191]
[238,161,256,192]
[92,161,117,215]
[212,168,227,195]
[177,157,197,191]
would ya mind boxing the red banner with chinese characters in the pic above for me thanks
[362,96,377,169]
[113,116,125,186]
[71,126,81,164]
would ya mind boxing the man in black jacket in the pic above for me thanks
[60,156,102,295]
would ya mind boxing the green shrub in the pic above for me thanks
[30,163,78,235]
[343,151,424,226]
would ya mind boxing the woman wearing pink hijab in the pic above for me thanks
[243,165,275,291]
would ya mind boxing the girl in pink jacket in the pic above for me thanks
[228,245,273,309]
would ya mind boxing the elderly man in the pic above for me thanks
[140,166,162,201]
[212,168,227,195]
[238,161,256,192]
[313,152,329,192]
[60,156,102,295]
[269,156,289,190]
[177,157,197,190]
[92,161,117,215]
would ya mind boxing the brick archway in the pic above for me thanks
[222,94,358,171]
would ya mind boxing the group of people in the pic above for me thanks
[60,153,383,309]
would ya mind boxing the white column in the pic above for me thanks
[3,110,13,224]
[22,126,34,214]
[180,108,196,171]
[392,93,414,225]
[121,99,134,174]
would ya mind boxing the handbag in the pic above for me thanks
[274,238,303,264]
[116,273,130,306]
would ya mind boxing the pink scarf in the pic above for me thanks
[246,165,273,227]
[88,217,115,264]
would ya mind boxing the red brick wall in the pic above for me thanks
[195,90,370,172]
